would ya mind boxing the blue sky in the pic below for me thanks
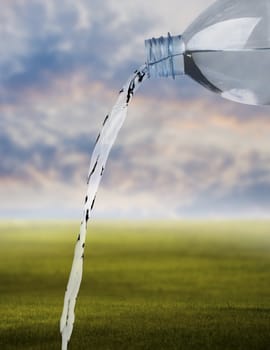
[1,0,270,219]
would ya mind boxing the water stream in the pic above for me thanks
[60,65,148,350]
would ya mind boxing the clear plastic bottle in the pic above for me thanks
[145,0,270,105]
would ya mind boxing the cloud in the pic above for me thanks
[0,0,156,105]
[1,0,270,219]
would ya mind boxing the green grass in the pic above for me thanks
[0,220,269,350]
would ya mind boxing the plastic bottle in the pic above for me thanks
[145,0,270,106]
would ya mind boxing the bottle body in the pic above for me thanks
[145,0,270,105]
[183,49,270,105]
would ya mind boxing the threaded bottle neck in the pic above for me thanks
[145,33,185,78]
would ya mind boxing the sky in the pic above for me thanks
[1,0,270,220]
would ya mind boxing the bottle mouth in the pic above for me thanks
[145,33,185,78]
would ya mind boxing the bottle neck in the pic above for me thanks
[145,33,185,78]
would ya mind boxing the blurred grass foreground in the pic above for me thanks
[0,220,269,350]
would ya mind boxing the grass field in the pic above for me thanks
[0,220,269,350]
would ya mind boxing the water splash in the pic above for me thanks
[60,65,148,350]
